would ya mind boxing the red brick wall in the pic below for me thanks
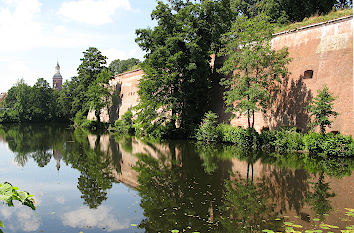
[229,16,353,135]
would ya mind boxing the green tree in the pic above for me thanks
[6,79,32,121]
[109,58,141,74]
[135,0,234,136]
[219,15,290,129]
[30,78,55,121]
[87,68,113,123]
[307,86,338,134]
[74,47,108,117]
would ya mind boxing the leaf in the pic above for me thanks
[0,220,4,228]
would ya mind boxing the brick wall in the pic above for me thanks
[89,17,353,135]
[228,16,353,135]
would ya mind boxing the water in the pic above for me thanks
[0,123,353,233]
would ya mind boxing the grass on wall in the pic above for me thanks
[274,8,353,33]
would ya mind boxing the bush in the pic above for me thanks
[0,110,18,123]
[114,110,134,135]
[195,111,220,142]
[218,124,260,148]
[261,127,304,152]
[134,120,174,139]
[73,111,107,131]
[304,132,354,157]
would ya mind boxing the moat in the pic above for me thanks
[0,123,353,233]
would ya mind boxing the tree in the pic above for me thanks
[6,79,32,121]
[109,58,141,74]
[30,78,55,121]
[307,86,338,134]
[74,47,108,117]
[258,0,338,23]
[219,15,290,129]
[135,0,234,136]
[87,68,113,123]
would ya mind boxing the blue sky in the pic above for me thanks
[0,0,157,92]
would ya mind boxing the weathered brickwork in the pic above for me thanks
[90,16,353,135]
[229,16,353,135]
[87,69,144,122]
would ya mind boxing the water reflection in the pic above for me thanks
[0,123,353,232]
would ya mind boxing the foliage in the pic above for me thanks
[219,15,290,129]
[260,127,304,152]
[274,8,353,33]
[114,109,134,135]
[303,132,354,157]
[135,0,234,135]
[231,0,352,24]
[195,111,220,142]
[109,58,141,74]
[0,182,36,232]
[87,67,113,123]
[307,86,338,134]
[1,79,62,123]
[0,182,36,210]
[218,124,260,148]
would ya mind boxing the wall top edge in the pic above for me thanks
[273,15,353,37]
[115,69,143,78]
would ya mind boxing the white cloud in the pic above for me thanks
[0,0,42,52]
[0,0,103,53]
[59,0,131,25]
[101,47,142,64]
[61,206,130,232]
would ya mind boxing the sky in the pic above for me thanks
[0,0,157,93]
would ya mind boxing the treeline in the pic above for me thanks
[0,48,140,126]
[233,0,352,24]
[0,78,63,122]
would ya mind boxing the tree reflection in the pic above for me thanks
[0,124,121,209]
[306,171,335,220]
[219,174,284,233]
[62,129,118,209]
[133,143,225,233]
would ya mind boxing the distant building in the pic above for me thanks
[53,62,63,90]
[0,92,7,102]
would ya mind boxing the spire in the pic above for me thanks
[55,62,61,74]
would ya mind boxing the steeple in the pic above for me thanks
[55,62,60,74]
[53,61,63,90]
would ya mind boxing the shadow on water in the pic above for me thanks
[0,123,353,232]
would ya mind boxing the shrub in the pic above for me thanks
[303,132,325,155]
[134,121,174,139]
[218,124,260,148]
[261,127,304,152]
[195,111,220,142]
[114,110,134,135]
[304,132,354,157]
[321,133,354,157]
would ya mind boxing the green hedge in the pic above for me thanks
[260,127,304,153]
[304,132,354,157]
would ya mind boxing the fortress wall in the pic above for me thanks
[92,17,353,135]
[87,69,143,123]
[229,16,353,134]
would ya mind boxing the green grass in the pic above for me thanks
[274,8,353,33]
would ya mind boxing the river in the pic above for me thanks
[0,123,353,233]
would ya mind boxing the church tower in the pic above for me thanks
[53,62,63,90]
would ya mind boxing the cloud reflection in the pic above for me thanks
[61,206,129,232]
[0,207,40,232]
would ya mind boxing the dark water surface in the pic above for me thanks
[0,123,353,233]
